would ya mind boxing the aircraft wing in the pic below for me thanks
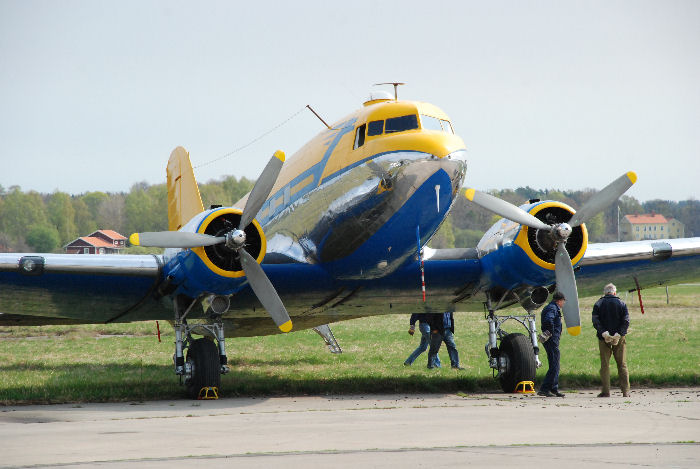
[576,237,700,297]
[0,253,171,325]
[422,237,700,306]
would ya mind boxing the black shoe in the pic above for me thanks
[537,390,553,397]
[451,365,465,370]
[552,391,565,397]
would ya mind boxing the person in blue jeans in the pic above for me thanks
[538,291,566,398]
[404,313,440,367]
[403,313,440,367]
[426,312,462,369]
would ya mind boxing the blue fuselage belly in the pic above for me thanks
[324,167,459,278]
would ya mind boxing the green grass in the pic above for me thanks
[0,285,698,404]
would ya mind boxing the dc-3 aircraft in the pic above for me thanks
[2,88,700,398]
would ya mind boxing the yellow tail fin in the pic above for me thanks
[166,147,205,231]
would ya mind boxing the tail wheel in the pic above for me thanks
[185,338,221,399]
[498,333,536,393]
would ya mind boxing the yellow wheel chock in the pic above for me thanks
[514,380,535,394]
[197,386,219,400]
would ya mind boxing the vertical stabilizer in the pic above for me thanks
[167,147,205,231]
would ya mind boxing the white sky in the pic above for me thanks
[1,0,698,202]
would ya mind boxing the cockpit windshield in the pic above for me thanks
[385,115,418,133]
[355,113,453,149]
[420,114,454,134]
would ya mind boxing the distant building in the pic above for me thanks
[619,213,685,241]
[64,230,127,254]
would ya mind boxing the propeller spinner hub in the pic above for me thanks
[553,223,572,242]
[225,229,247,250]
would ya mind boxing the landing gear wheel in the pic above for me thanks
[498,333,536,393]
[185,338,221,399]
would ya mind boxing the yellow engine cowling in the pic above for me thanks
[513,201,588,270]
[191,208,267,278]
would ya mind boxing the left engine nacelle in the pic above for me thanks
[161,207,268,299]
[185,207,266,278]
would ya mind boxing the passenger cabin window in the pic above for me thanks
[354,123,366,149]
[385,114,418,133]
[367,120,384,136]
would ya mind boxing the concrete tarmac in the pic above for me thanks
[1,388,699,468]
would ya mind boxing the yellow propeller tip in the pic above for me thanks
[128,233,140,246]
[626,171,638,184]
[278,320,293,333]
[274,150,286,163]
[464,188,476,201]
[567,326,581,336]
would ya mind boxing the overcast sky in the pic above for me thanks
[1,1,698,202]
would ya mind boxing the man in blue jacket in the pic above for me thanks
[592,283,630,397]
[538,291,566,397]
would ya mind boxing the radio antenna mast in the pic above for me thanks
[373,82,406,100]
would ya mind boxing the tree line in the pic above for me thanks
[0,176,254,253]
[0,180,697,253]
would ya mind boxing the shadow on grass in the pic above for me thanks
[1,363,697,405]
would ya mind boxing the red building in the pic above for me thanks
[64,230,127,254]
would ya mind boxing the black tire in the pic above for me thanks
[185,338,221,399]
[498,333,536,393]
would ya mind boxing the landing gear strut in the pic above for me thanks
[173,297,230,399]
[484,294,541,393]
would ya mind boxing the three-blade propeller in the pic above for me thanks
[129,150,292,333]
[465,171,637,335]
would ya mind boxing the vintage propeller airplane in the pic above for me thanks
[2,88,699,398]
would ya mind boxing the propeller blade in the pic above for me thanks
[239,249,292,333]
[239,150,285,230]
[129,231,224,248]
[569,171,637,227]
[465,189,552,230]
[554,243,581,336]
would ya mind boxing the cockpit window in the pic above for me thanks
[367,120,384,136]
[385,114,418,133]
[440,119,454,134]
[353,123,366,149]
[421,114,443,131]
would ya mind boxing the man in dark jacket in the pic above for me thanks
[404,313,440,367]
[592,283,630,397]
[538,291,566,397]
[426,312,462,369]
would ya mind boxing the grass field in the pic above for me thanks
[0,285,697,404]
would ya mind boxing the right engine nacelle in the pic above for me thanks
[476,200,588,291]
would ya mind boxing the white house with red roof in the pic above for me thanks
[64,230,127,254]
[620,213,685,241]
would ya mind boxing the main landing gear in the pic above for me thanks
[173,297,229,399]
[484,293,542,393]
